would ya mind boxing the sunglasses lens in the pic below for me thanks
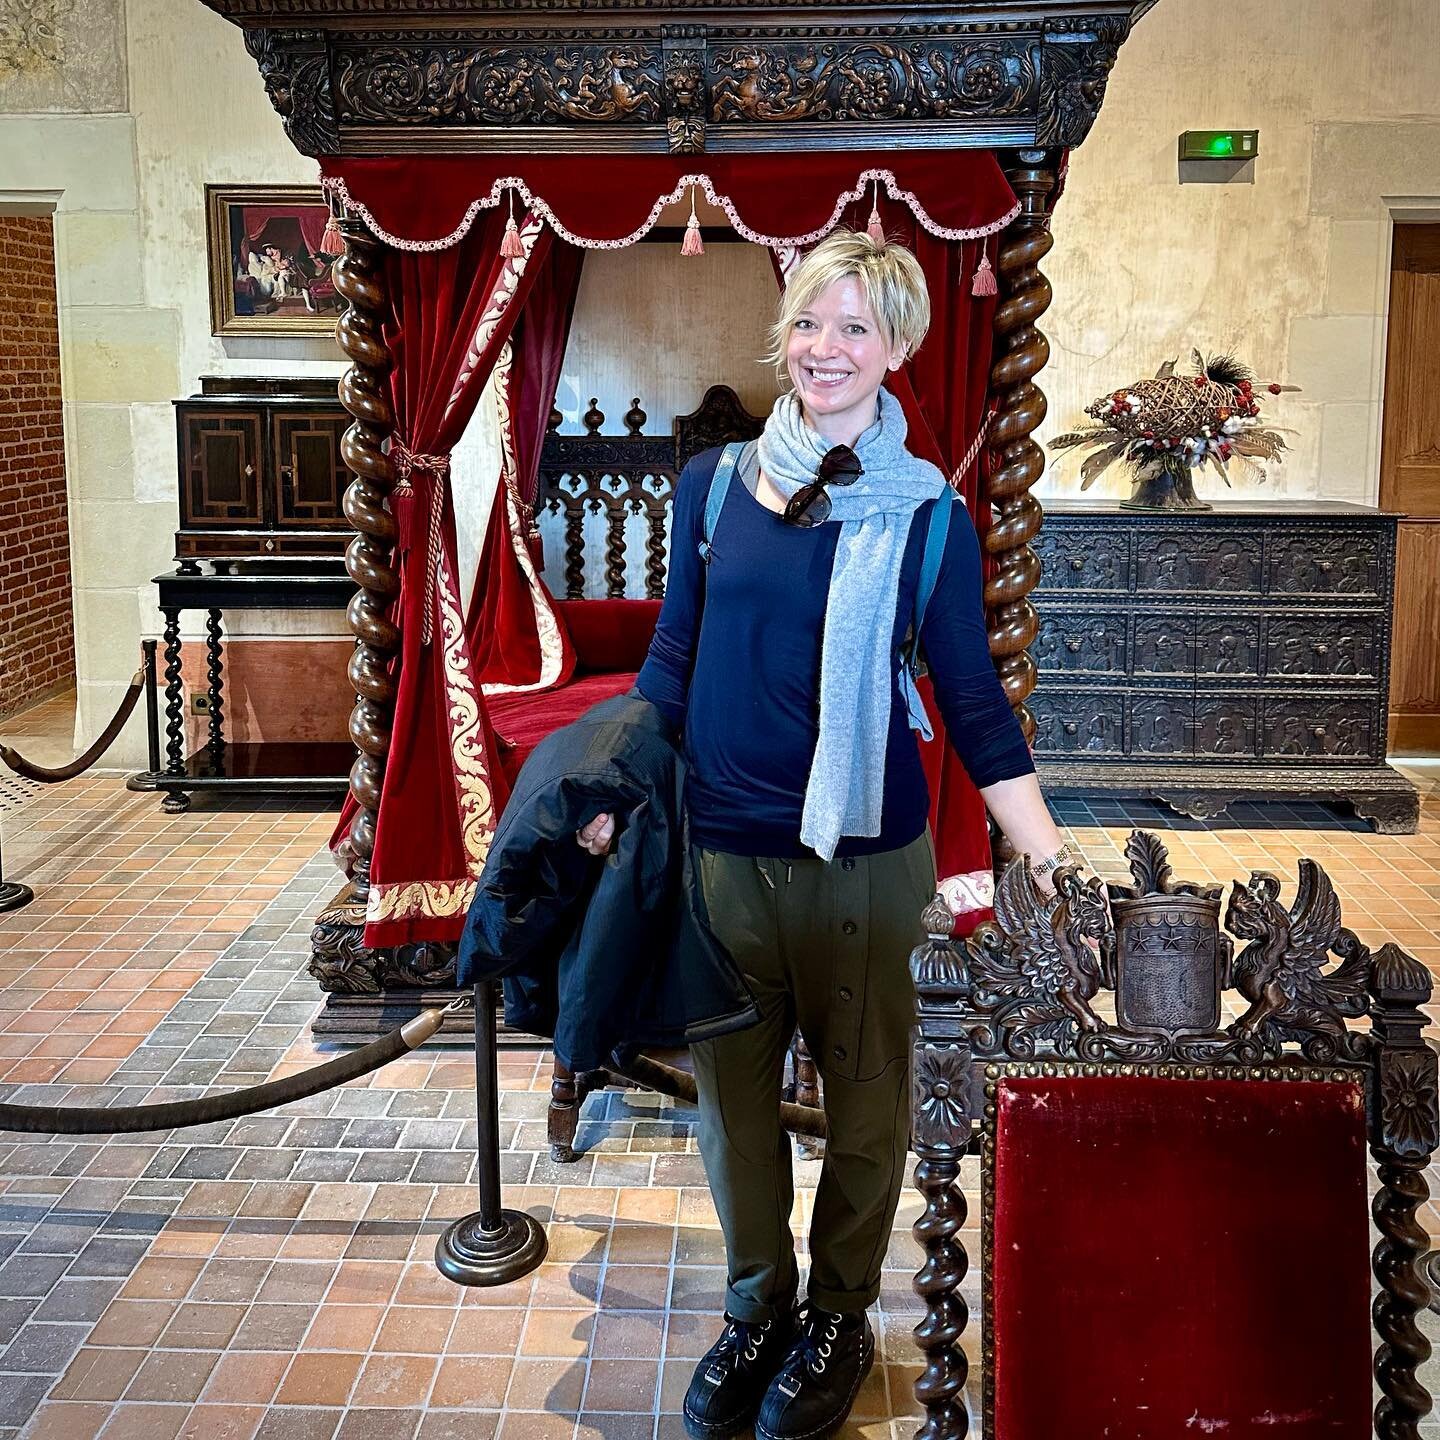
[805,491,832,526]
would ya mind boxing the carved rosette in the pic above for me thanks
[984,151,1058,742]
[912,1045,973,1150]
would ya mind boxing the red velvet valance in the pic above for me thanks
[320,150,1018,252]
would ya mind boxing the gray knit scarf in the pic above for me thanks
[757,387,947,861]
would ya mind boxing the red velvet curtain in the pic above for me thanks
[333,205,558,947]
[470,240,585,693]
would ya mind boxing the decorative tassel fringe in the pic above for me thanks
[681,186,704,256]
[501,216,525,258]
[971,251,997,297]
[866,180,885,245]
[500,188,525,258]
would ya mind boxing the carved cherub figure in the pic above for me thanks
[974,857,1111,1037]
[1226,861,1369,1046]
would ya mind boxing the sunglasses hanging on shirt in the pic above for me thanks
[782,444,864,527]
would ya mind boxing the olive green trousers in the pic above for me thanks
[690,831,936,1321]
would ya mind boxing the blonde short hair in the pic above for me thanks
[764,228,931,381]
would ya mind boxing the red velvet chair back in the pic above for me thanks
[988,1073,1373,1440]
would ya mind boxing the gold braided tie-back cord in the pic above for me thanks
[391,440,452,646]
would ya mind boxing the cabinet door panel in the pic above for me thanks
[1030,689,1124,756]
[1261,696,1377,760]
[273,411,349,528]
[1194,615,1260,678]
[1264,613,1379,681]
[1033,612,1127,676]
[1034,528,1129,592]
[1133,613,1195,677]
[1194,696,1260,758]
[180,411,263,526]
[1267,531,1380,598]
[1129,693,1194,757]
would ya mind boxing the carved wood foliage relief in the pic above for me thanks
[203,4,1146,155]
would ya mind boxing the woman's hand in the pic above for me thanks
[576,812,615,856]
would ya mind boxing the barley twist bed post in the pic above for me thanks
[985,149,1060,746]
[332,215,401,906]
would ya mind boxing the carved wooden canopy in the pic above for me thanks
[198,0,1154,157]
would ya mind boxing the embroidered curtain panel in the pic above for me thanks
[322,148,1022,946]
[330,204,562,945]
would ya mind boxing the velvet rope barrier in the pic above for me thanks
[0,1004,452,1136]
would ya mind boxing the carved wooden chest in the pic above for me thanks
[174,377,349,569]
[1030,499,1418,832]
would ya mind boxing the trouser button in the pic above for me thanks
[838,987,853,1002]
[832,1046,847,1062]
[841,920,857,936]
[841,857,855,871]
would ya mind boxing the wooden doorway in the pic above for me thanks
[1380,223,1440,755]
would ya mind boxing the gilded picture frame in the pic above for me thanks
[206,184,345,338]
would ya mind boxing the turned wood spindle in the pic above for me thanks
[1372,1154,1433,1437]
[334,217,401,903]
[912,1153,970,1439]
[985,149,1060,745]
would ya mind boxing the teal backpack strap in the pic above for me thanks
[698,443,743,565]
[913,486,955,644]
[900,489,955,742]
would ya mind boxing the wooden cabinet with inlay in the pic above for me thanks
[175,377,349,568]
[1031,500,1419,833]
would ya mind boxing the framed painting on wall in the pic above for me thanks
[206,184,346,338]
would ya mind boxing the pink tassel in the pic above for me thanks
[681,187,704,256]
[971,251,997,297]
[500,188,525,258]
[501,216,525,259]
[865,180,885,245]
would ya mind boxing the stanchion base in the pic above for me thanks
[0,882,34,914]
[435,1209,547,1287]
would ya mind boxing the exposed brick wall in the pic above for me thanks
[0,216,74,721]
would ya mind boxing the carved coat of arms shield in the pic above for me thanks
[1109,894,1224,1034]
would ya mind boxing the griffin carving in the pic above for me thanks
[964,858,1111,1053]
[1225,861,1370,1059]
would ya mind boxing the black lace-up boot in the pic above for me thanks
[682,1308,800,1439]
[755,1303,874,1440]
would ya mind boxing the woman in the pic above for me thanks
[578,230,1073,1440]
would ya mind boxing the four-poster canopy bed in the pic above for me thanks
[199,0,1156,1036]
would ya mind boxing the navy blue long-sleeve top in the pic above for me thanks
[636,444,1035,860]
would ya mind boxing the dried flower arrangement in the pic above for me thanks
[1049,350,1299,510]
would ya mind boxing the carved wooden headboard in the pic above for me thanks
[536,385,764,600]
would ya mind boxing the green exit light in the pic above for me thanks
[1179,129,1259,162]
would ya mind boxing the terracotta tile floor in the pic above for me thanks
[2,692,1440,1437]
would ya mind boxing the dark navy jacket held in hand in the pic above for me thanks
[457,692,760,1073]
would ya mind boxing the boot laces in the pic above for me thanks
[777,1305,842,1391]
[705,1315,772,1382]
